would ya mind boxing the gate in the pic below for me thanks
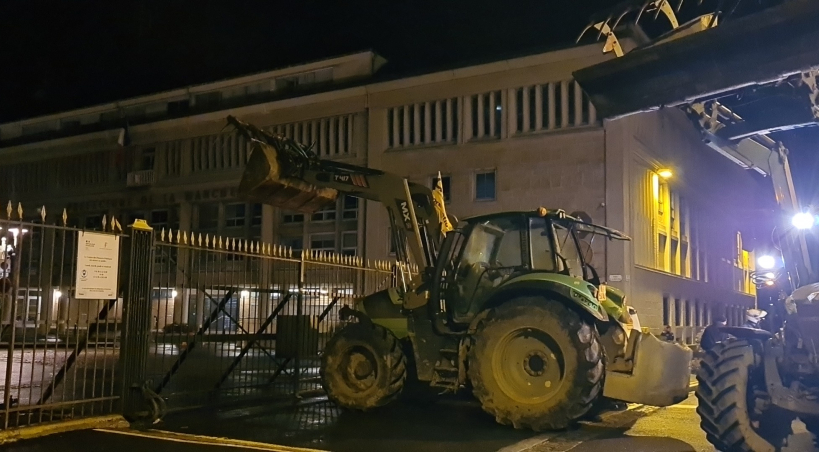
[0,207,411,430]
[0,204,126,430]
[136,227,406,414]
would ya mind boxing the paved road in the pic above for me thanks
[5,392,819,452]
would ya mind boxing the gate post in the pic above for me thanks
[119,220,155,420]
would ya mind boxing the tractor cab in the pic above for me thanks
[438,208,628,324]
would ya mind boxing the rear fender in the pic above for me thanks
[486,274,608,322]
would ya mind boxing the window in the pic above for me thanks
[281,236,303,253]
[663,296,670,326]
[251,204,263,226]
[431,175,451,202]
[282,212,304,224]
[674,298,682,327]
[342,231,358,256]
[168,99,190,115]
[342,196,358,220]
[141,147,156,170]
[475,171,496,201]
[198,204,218,229]
[310,233,335,252]
[151,210,169,230]
[225,203,246,228]
[529,218,556,271]
[195,92,222,108]
[553,223,582,278]
[312,205,336,222]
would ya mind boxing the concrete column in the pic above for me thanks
[445,100,454,143]
[180,138,192,176]
[476,94,485,138]
[561,81,570,128]
[423,102,432,144]
[535,85,543,131]
[435,101,443,142]
[547,83,556,130]
[522,87,530,133]
[507,89,517,135]
[462,96,472,143]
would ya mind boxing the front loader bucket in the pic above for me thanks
[603,332,692,406]
[573,0,819,120]
[239,141,338,213]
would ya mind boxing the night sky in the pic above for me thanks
[0,0,816,205]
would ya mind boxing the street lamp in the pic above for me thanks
[792,212,815,230]
[657,168,673,179]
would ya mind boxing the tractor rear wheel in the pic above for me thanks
[468,297,604,430]
[696,339,793,452]
[321,322,406,410]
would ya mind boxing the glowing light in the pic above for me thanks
[657,169,673,179]
[757,255,776,270]
[792,212,815,230]
[171,289,178,298]
[240,290,250,298]
[764,272,776,279]
[765,281,775,286]
[53,289,62,299]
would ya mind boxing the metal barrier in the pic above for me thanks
[0,203,407,429]
[0,205,125,429]
[140,228,402,413]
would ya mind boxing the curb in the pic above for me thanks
[95,428,329,452]
[0,415,130,445]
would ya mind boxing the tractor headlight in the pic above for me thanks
[757,255,776,270]
[792,212,815,230]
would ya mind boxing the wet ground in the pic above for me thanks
[6,390,819,452]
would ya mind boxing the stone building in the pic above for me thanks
[0,45,764,338]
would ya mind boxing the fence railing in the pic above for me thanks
[0,204,410,429]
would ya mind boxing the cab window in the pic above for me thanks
[529,217,556,271]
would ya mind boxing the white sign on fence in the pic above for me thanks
[75,231,121,299]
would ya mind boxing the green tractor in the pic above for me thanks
[231,116,692,431]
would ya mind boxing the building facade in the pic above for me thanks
[0,46,764,337]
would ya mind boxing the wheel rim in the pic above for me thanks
[340,345,378,392]
[491,327,566,404]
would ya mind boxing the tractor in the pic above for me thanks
[231,116,692,431]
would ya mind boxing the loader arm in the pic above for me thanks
[228,115,442,270]
[575,0,819,290]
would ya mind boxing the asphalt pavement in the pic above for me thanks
[5,390,819,452]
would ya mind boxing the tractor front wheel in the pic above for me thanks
[321,322,406,410]
[468,297,604,430]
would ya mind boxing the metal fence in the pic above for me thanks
[0,203,408,430]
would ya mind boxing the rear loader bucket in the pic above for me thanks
[238,141,338,213]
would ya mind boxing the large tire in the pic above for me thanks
[321,322,406,410]
[468,297,604,430]
[696,339,793,452]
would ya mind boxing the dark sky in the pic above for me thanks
[0,0,815,205]
[0,0,619,123]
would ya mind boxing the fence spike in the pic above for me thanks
[160,228,166,242]
[232,238,237,251]
[62,208,68,226]
[114,217,122,232]
[16,202,22,220]
[102,215,107,231]
[262,243,268,255]
[198,233,202,247]
[218,236,223,249]
[40,205,46,223]
[6,201,11,220]
[244,240,248,253]
[279,244,284,257]
[176,229,181,244]
[255,241,260,254]
[183,231,188,245]
[110,216,116,232]
[287,246,292,258]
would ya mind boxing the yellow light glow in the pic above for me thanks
[765,281,775,286]
[657,169,673,179]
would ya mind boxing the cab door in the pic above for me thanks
[446,216,525,321]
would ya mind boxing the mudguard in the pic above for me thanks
[603,331,692,406]
[490,273,609,322]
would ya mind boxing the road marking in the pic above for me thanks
[664,404,698,409]
[94,428,328,452]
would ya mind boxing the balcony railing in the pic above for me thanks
[126,169,155,187]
